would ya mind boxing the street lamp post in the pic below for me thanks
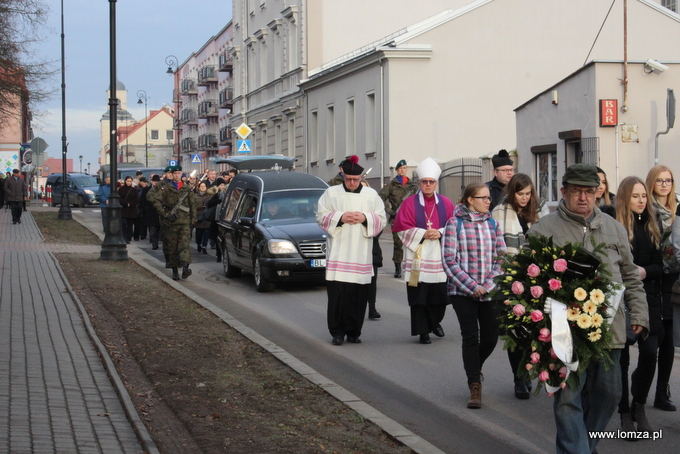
[87,162,91,174]
[165,55,180,165]
[79,155,83,173]
[58,0,72,220]
[101,0,128,261]
[137,90,148,167]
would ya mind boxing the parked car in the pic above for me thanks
[215,156,328,292]
[46,173,100,207]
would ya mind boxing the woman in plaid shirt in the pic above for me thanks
[442,182,506,409]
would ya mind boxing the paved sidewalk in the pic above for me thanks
[0,208,155,453]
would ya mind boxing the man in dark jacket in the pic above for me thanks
[486,149,515,211]
[4,169,28,224]
[379,159,417,278]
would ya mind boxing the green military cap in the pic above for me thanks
[395,159,407,169]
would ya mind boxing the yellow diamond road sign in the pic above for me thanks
[235,123,253,139]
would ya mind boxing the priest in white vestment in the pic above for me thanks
[317,156,387,345]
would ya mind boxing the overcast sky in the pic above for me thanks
[33,0,232,173]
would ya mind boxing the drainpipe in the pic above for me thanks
[379,57,385,187]
[301,85,308,173]
[614,122,624,186]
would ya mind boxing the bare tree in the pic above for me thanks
[0,0,55,132]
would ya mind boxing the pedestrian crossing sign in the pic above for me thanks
[237,140,251,153]
[191,154,201,164]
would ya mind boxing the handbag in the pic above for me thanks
[203,205,217,221]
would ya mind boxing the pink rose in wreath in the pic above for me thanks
[549,347,558,359]
[511,281,525,295]
[512,304,526,317]
[538,370,550,382]
[530,352,540,364]
[526,363,533,371]
[530,310,544,322]
[530,286,544,298]
[553,258,568,273]
[527,263,541,277]
[538,327,551,342]
[548,278,562,291]
[559,366,568,378]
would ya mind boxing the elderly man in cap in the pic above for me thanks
[150,165,197,280]
[5,169,27,224]
[317,155,387,345]
[528,163,648,454]
[486,149,515,210]
[392,158,454,344]
[379,159,418,278]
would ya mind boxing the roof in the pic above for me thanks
[215,155,297,171]
[231,171,328,194]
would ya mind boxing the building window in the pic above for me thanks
[310,110,318,163]
[287,18,297,71]
[262,128,267,154]
[151,130,159,140]
[275,123,281,154]
[326,105,335,161]
[536,152,558,203]
[166,130,173,141]
[287,117,295,157]
[365,92,376,153]
[346,99,355,156]
[663,0,677,12]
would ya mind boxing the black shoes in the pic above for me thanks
[419,334,431,344]
[654,385,677,411]
[433,325,445,337]
[394,262,402,278]
[514,379,530,400]
[152,245,158,250]
[346,336,362,344]
[182,264,192,279]
[171,268,180,280]
[368,311,381,320]
[202,248,207,255]
[331,336,344,346]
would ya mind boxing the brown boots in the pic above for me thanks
[468,383,482,409]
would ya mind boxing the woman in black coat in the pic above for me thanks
[615,176,663,435]
[117,176,139,244]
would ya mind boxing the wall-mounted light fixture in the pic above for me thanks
[644,59,668,74]
[551,90,558,105]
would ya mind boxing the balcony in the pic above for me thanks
[219,87,234,109]
[197,65,217,86]
[180,78,197,95]
[198,100,218,118]
[218,52,233,72]
[198,134,218,151]
[219,126,232,145]
[180,108,197,125]
[181,137,196,153]
[172,89,183,104]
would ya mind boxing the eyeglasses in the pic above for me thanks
[344,177,361,183]
[471,196,492,202]
[567,188,596,197]
[496,168,515,173]
[420,179,437,185]
[655,178,674,186]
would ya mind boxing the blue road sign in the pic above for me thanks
[237,140,251,153]
[168,159,178,166]
[191,154,202,164]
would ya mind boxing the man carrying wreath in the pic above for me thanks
[528,164,648,454]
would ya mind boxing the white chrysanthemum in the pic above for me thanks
[576,314,593,329]
[588,328,602,342]
[591,313,604,328]
[589,289,605,305]
[583,301,597,316]
[574,288,588,302]
[567,307,581,321]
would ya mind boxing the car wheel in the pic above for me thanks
[222,246,241,278]
[76,195,85,208]
[253,255,275,292]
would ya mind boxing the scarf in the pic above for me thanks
[652,199,680,273]
[414,192,447,229]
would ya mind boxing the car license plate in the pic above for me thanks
[310,259,326,267]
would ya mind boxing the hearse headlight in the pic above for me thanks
[268,239,297,254]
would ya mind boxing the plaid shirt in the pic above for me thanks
[442,204,506,300]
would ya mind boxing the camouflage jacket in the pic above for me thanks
[379,176,417,219]
[328,174,344,186]
[150,180,197,226]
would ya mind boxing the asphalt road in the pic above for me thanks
[72,206,680,454]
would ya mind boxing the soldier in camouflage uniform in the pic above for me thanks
[151,166,197,280]
[146,166,173,268]
[328,161,344,186]
[379,159,418,278]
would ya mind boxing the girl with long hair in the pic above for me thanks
[442,182,506,409]
[615,176,662,435]
[492,173,549,399]
[645,165,679,412]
